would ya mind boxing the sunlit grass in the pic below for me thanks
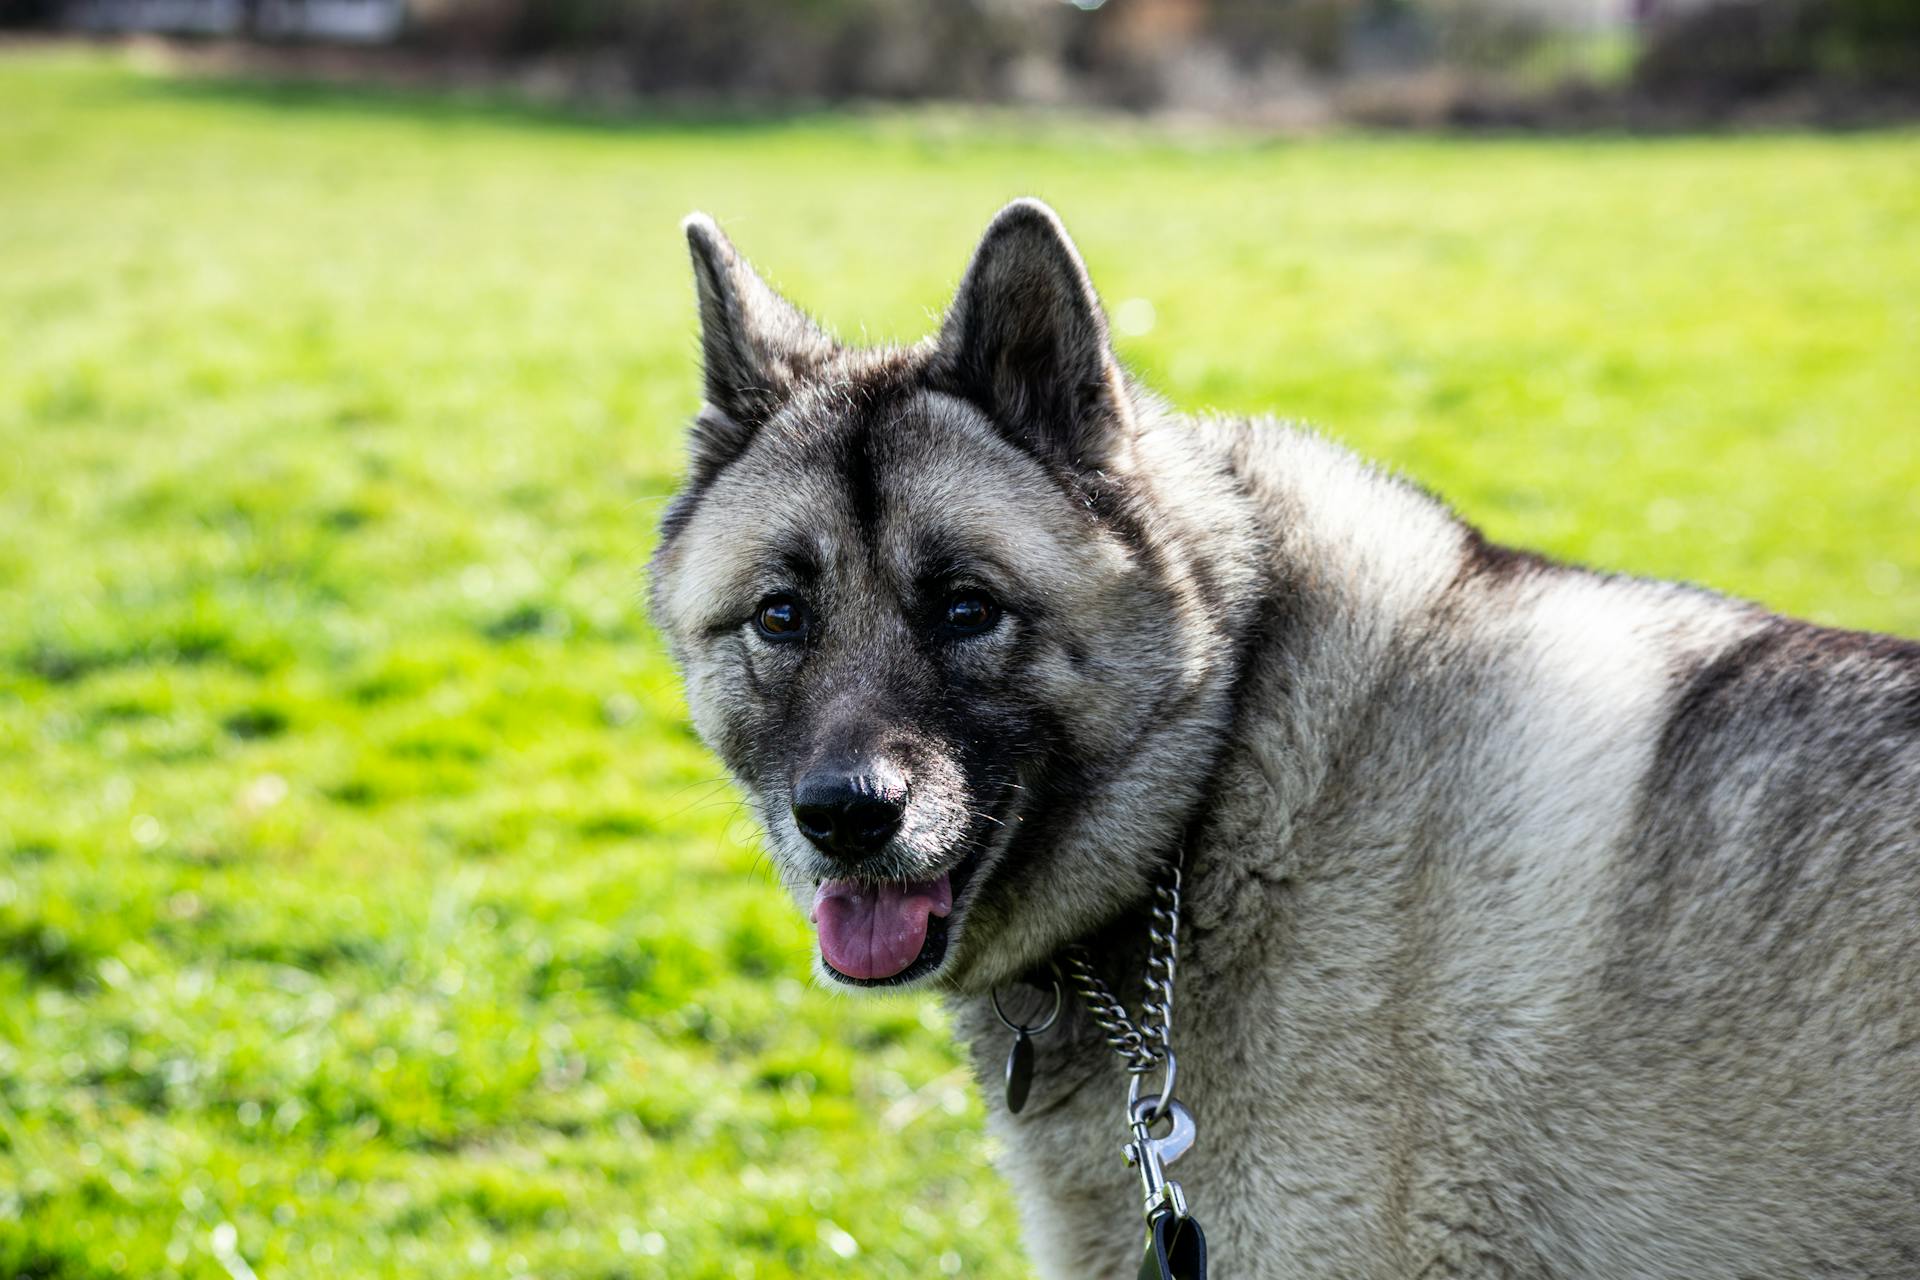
[2,47,1917,1280]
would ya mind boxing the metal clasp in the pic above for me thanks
[1123,1093,1195,1225]
[1126,1048,1178,1126]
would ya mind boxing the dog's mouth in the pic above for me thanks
[810,847,988,988]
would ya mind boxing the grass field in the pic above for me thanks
[2,47,1917,1280]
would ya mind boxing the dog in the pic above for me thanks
[648,199,1920,1278]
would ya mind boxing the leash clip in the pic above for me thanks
[1126,1092,1207,1279]
[1123,1092,1195,1225]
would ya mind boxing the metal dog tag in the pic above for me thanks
[991,978,1059,1116]
[1004,1029,1035,1114]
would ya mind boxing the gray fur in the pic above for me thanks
[650,201,1920,1277]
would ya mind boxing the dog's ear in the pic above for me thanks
[931,199,1132,473]
[682,212,835,466]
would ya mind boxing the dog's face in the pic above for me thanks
[650,202,1249,993]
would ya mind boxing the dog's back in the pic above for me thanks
[989,418,1920,1277]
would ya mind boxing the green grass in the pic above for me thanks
[2,47,1918,1280]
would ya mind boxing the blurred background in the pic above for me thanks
[0,3,1916,1279]
[7,0,1920,123]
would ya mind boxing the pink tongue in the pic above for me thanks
[811,874,953,980]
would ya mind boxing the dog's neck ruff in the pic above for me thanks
[992,848,1209,1279]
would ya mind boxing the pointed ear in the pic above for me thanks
[930,199,1132,473]
[681,212,834,463]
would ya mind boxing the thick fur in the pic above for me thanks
[650,201,1920,1278]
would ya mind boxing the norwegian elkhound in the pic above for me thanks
[648,199,1920,1278]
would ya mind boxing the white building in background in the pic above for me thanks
[63,0,406,41]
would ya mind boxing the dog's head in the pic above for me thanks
[649,201,1256,994]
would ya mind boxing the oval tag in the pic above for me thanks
[1005,1030,1035,1114]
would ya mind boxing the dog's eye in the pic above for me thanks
[754,595,808,641]
[942,591,1000,638]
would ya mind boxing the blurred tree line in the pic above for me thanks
[1636,0,1920,94]
[398,0,1920,105]
[10,0,1919,109]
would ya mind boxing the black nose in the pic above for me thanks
[792,767,907,859]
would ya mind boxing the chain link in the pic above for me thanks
[1062,848,1184,1082]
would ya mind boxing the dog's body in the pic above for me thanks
[650,200,1920,1278]
[956,420,1920,1277]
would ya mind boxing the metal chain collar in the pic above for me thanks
[992,845,1207,1275]
[1062,846,1183,1121]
